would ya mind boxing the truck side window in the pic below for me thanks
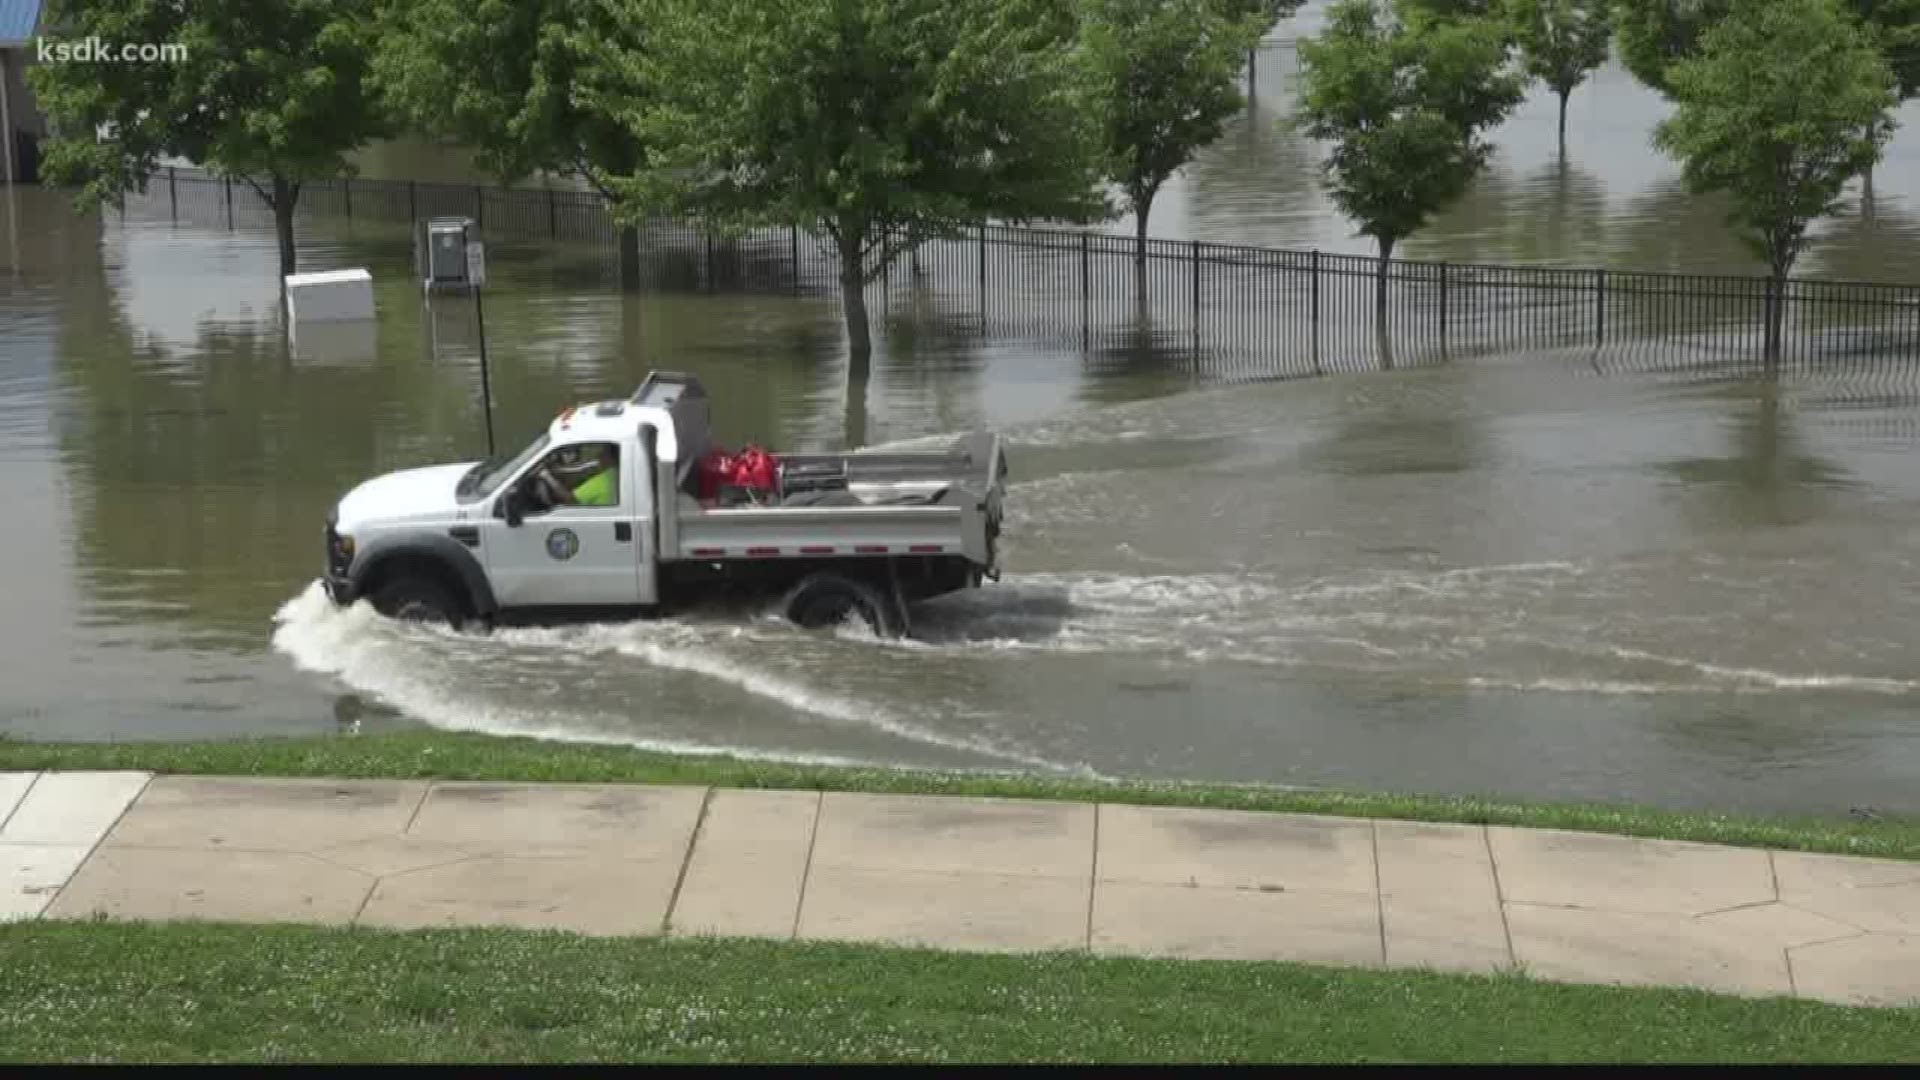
[525,442,621,513]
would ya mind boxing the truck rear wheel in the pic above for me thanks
[782,572,903,637]
[370,575,465,630]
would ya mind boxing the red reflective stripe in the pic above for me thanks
[691,547,725,557]
[908,545,942,553]
[854,545,888,554]
[799,546,834,555]
[745,546,780,557]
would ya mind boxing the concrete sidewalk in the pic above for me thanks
[3,771,1916,1007]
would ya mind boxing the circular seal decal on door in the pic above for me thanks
[546,528,579,561]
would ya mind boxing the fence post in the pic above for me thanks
[342,179,352,221]
[1594,268,1607,348]
[223,175,233,230]
[167,166,177,222]
[791,224,800,294]
[1438,261,1449,357]
[978,224,987,328]
[548,187,558,238]
[705,230,714,292]
[1191,240,1201,357]
[1310,250,1321,371]
[407,180,418,224]
[1081,233,1091,353]
[473,185,485,229]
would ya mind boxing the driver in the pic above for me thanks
[562,445,619,506]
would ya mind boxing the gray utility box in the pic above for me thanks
[417,216,476,291]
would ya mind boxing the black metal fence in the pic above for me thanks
[123,165,1920,383]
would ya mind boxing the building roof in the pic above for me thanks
[0,0,42,48]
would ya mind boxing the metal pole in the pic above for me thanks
[547,186,558,238]
[224,176,234,229]
[474,277,496,457]
[168,166,178,221]
[0,51,16,277]
[1438,261,1449,357]
[790,224,800,294]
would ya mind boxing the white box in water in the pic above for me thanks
[284,268,374,323]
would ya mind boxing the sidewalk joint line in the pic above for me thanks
[0,771,42,835]
[1369,819,1385,965]
[1768,849,1781,903]
[663,786,716,936]
[401,781,434,835]
[1084,803,1100,952]
[1695,897,1780,919]
[1482,825,1516,968]
[792,791,825,942]
[36,772,154,921]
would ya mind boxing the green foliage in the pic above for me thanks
[1849,0,1920,98]
[1078,0,1268,239]
[1296,0,1516,254]
[1294,0,1522,253]
[1651,0,1896,278]
[28,0,387,207]
[576,0,1106,275]
[1506,0,1612,96]
[1412,13,1529,141]
[1619,0,1918,101]
[1611,0,1734,96]
[370,0,643,192]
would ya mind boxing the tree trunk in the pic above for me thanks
[837,233,872,361]
[270,173,298,278]
[1861,119,1878,209]
[1133,187,1156,271]
[617,224,641,292]
[845,344,871,449]
[1556,88,1570,159]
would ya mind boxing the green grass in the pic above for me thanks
[2,730,1914,860]
[0,922,1912,1063]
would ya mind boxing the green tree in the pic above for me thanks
[1079,0,1269,267]
[1296,0,1515,361]
[1506,0,1612,156]
[1406,11,1528,148]
[1651,0,1896,372]
[1610,0,1730,95]
[370,0,649,288]
[578,0,1106,361]
[28,0,388,278]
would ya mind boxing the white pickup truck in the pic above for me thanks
[320,371,1006,635]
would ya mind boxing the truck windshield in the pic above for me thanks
[458,432,551,503]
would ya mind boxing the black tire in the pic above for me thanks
[370,574,465,629]
[782,572,903,636]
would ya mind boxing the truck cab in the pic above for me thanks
[321,371,1006,636]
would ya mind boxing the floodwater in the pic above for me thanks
[3,7,1919,817]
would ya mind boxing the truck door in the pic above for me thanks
[481,439,644,608]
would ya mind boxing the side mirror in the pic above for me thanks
[499,487,525,527]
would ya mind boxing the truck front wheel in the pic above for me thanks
[370,575,466,630]
[782,572,902,637]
